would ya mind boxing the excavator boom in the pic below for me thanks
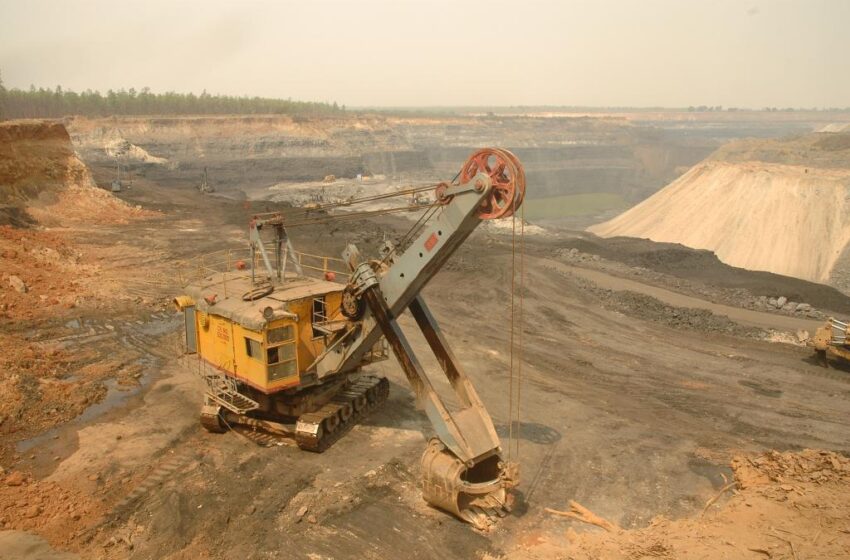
[177,147,525,531]
[314,148,525,529]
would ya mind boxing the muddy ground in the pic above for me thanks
[2,163,850,559]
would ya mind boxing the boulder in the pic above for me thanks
[8,275,27,294]
[5,471,26,486]
[776,296,788,307]
[23,505,41,519]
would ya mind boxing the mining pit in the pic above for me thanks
[1,112,850,559]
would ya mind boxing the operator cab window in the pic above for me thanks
[267,343,295,365]
[268,325,293,344]
[245,337,262,361]
[266,323,297,382]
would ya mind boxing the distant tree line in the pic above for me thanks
[688,104,850,113]
[0,72,6,119]
[0,75,344,120]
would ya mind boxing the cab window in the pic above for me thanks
[266,322,297,382]
[268,325,293,344]
[245,337,262,361]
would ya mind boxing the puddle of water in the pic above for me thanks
[14,317,177,455]
[16,371,152,454]
[138,315,181,336]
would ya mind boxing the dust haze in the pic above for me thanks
[1,2,850,560]
[1,0,849,107]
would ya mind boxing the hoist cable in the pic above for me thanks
[275,182,443,221]
[516,197,525,461]
[280,204,427,228]
[507,209,517,460]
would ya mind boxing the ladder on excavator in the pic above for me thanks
[199,360,259,415]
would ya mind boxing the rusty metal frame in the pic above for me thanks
[316,172,493,379]
[362,285,501,465]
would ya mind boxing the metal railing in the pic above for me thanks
[177,243,350,290]
[295,251,351,281]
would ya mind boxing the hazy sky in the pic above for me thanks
[0,0,848,108]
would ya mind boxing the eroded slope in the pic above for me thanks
[590,133,850,284]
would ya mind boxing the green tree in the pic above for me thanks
[0,70,6,119]
[0,83,345,118]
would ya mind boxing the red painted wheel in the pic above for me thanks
[459,148,525,220]
[494,148,526,209]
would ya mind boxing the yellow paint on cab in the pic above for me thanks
[193,290,343,394]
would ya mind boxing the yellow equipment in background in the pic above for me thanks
[809,317,850,366]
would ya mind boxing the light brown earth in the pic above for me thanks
[1,116,849,560]
[513,449,850,559]
[589,133,850,285]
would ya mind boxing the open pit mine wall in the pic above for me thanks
[589,160,850,285]
[0,119,102,226]
[0,120,95,195]
[66,115,713,201]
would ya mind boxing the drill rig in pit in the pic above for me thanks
[174,148,526,529]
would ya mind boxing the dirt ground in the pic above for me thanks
[2,122,850,559]
[515,449,850,559]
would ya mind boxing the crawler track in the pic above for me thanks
[295,375,389,452]
[232,425,294,447]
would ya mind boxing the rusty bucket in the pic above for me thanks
[420,438,518,530]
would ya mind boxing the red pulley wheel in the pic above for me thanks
[459,148,526,220]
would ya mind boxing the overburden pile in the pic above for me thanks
[589,133,850,284]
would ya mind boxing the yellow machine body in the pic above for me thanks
[809,319,850,366]
[178,273,344,394]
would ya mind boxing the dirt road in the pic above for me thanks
[547,260,824,332]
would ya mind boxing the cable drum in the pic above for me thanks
[242,285,273,301]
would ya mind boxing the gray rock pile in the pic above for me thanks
[752,296,823,319]
[556,247,601,263]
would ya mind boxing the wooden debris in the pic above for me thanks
[701,481,739,516]
[769,532,800,560]
[545,500,619,533]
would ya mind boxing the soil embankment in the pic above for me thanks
[0,120,151,227]
[0,120,158,459]
[516,449,850,559]
[66,114,714,207]
[589,132,850,286]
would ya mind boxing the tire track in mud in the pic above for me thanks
[78,426,203,543]
[110,448,196,516]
